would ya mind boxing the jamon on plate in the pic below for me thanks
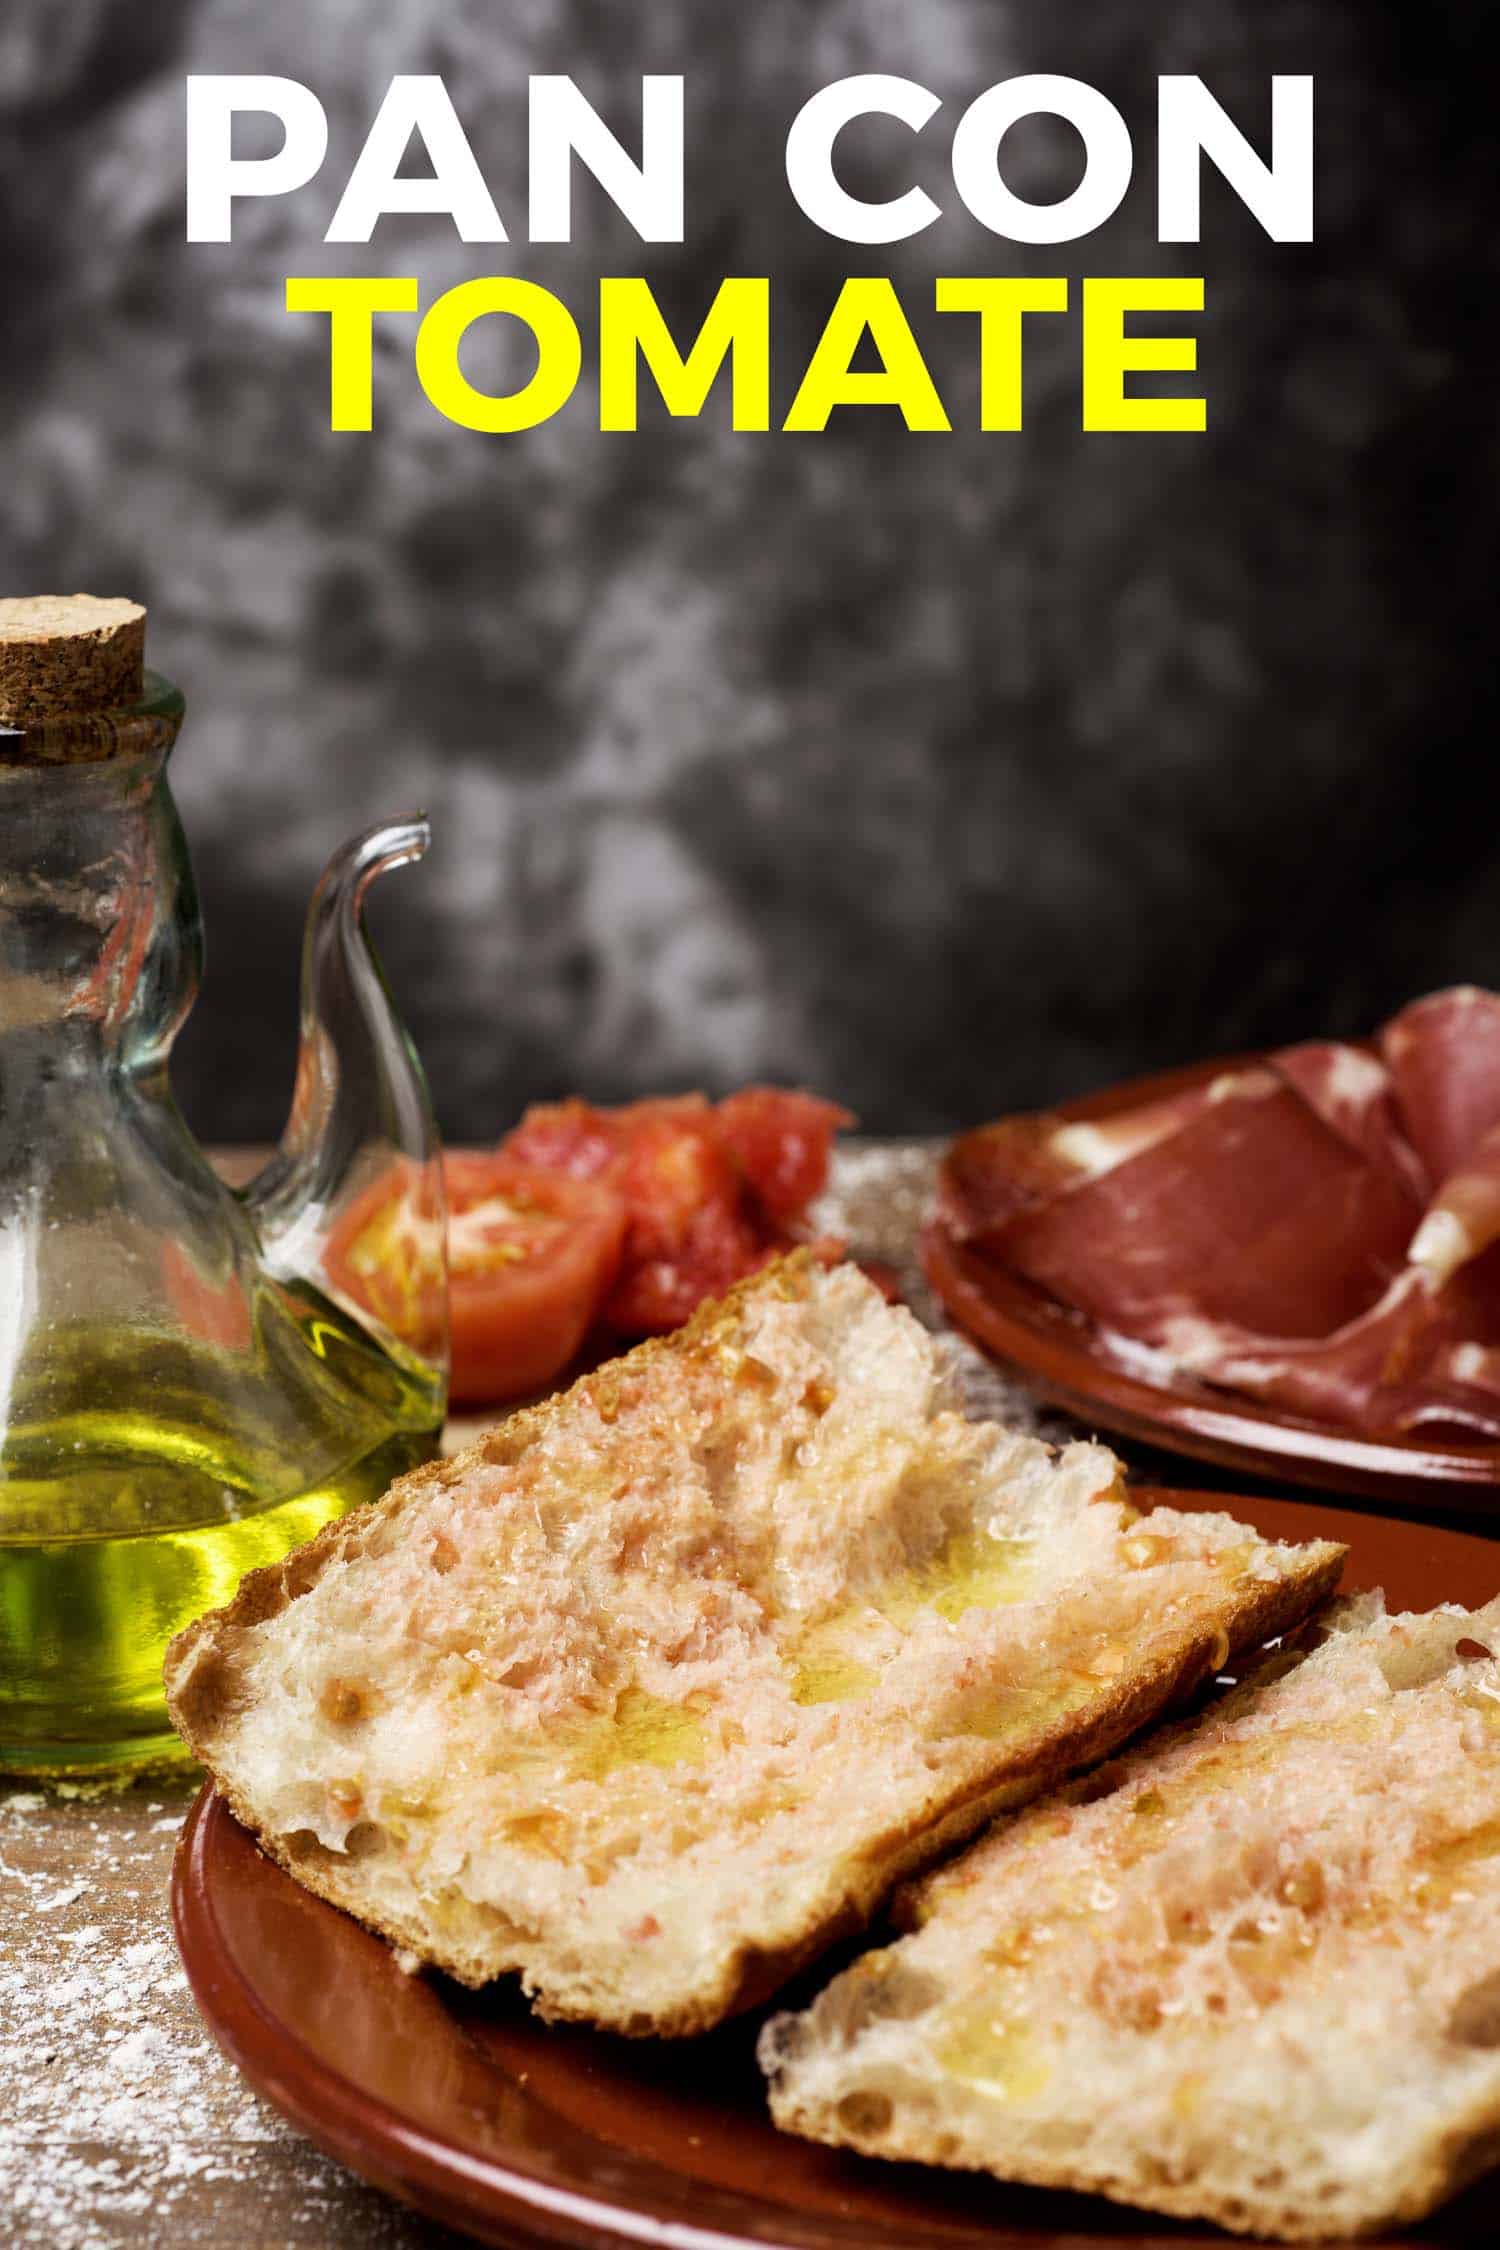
[930,988,1500,1438]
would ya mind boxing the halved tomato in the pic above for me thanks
[320,1159,446,1358]
[441,1154,627,1404]
[326,1153,626,1406]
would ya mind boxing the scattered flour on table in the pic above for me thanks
[0,1782,431,2248]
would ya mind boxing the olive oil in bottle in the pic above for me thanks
[0,1287,442,1774]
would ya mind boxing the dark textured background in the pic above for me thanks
[2,1,1495,1141]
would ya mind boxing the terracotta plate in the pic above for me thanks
[174,1490,1500,2250]
[923,1057,1500,1505]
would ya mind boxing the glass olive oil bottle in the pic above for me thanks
[0,600,448,1773]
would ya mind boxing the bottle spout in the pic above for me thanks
[243,816,448,1386]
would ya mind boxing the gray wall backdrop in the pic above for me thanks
[2,2,1495,1141]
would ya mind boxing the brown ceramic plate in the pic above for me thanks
[173,1489,1500,2250]
[923,1057,1500,1505]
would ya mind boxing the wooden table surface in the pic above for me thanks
[7,1143,1060,2248]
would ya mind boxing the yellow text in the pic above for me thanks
[285,274,1207,434]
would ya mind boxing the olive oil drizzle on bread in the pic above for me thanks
[166,1254,1342,2037]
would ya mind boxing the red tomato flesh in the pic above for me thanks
[601,1107,768,1333]
[716,1088,853,1224]
[498,1096,624,1183]
[499,1085,852,1343]
[441,1153,626,1404]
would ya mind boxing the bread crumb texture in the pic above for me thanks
[165,1257,1340,2037]
[762,1591,1500,2240]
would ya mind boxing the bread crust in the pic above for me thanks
[764,1592,1500,2239]
[764,2075,1500,2242]
[165,1254,1344,2038]
[758,2100,1493,2242]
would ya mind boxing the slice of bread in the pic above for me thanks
[165,1254,1341,2038]
[761,1592,1500,2241]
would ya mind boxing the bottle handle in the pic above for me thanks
[242,817,448,1388]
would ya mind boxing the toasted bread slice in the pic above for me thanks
[762,1592,1500,2240]
[165,1255,1341,2037]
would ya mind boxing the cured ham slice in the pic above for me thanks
[998,1080,1420,1342]
[1269,1040,1431,1203]
[1383,987,1500,1186]
[930,988,1500,1439]
[1147,1271,1500,1438]
[936,1070,1270,1244]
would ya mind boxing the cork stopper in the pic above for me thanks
[0,596,147,728]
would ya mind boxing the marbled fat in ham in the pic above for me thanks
[1269,1040,1432,1202]
[933,987,1500,1436]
